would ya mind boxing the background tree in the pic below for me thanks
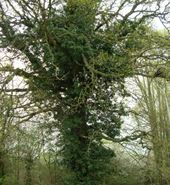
[134,76,170,185]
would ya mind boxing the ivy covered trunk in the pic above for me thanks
[61,106,114,185]
[61,107,89,184]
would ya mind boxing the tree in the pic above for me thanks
[0,83,16,185]
[135,77,170,185]
[0,0,169,184]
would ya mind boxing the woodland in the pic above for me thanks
[0,0,170,185]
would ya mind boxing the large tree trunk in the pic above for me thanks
[61,105,92,184]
